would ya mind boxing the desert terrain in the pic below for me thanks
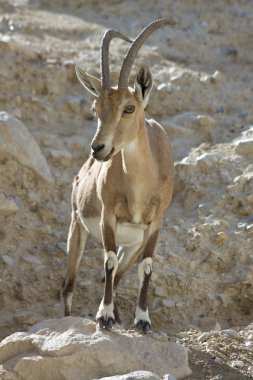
[0,0,253,379]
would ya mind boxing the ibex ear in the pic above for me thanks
[134,65,153,108]
[75,66,101,96]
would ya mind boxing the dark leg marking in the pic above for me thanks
[113,300,122,325]
[96,217,118,329]
[138,270,152,312]
[104,263,113,305]
[135,230,159,333]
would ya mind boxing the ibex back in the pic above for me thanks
[61,18,176,333]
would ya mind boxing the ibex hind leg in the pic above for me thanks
[61,215,89,316]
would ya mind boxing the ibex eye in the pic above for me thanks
[124,105,135,114]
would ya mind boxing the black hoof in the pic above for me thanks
[98,317,105,329]
[107,318,114,330]
[97,317,114,330]
[135,320,151,334]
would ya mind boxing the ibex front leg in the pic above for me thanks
[134,223,160,333]
[96,210,118,329]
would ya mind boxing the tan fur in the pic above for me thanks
[62,80,174,329]
[73,89,174,224]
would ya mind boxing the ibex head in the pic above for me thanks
[76,18,176,162]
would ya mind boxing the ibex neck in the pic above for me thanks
[121,119,152,177]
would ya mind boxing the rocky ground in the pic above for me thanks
[0,0,253,378]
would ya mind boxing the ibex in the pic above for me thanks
[61,18,176,333]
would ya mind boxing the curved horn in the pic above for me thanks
[101,29,132,90]
[118,18,177,90]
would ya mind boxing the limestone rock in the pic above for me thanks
[97,371,160,380]
[163,375,177,380]
[235,139,253,156]
[0,112,54,183]
[234,126,253,157]
[221,329,239,338]
[0,317,191,380]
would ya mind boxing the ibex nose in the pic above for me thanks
[91,143,105,155]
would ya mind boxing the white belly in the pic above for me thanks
[77,213,147,247]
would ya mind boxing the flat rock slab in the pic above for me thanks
[0,317,191,380]
[97,371,160,380]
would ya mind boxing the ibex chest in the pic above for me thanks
[114,188,161,225]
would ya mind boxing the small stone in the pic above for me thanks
[28,191,40,203]
[154,287,168,297]
[39,224,53,235]
[216,232,229,241]
[224,48,238,57]
[200,70,223,84]
[221,329,238,338]
[231,360,244,368]
[163,375,177,380]
[246,333,253,341]
[29,201,38,212]
[212,70,223,80]
[79,279,92,287]
[162,299,176,308]
[246,322,253,329]
[0,196,19,216]
[213,357,222,364]
[234,138,253,156]
[245,341,253,349]
[196,115,215,129]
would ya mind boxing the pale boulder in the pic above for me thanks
[97,371,160,380]
[0,112,54,183]
[234,126,253,157]
[0,317,191,380]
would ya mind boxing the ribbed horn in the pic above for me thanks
[118,18,177,90]
[101,29,132,90]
